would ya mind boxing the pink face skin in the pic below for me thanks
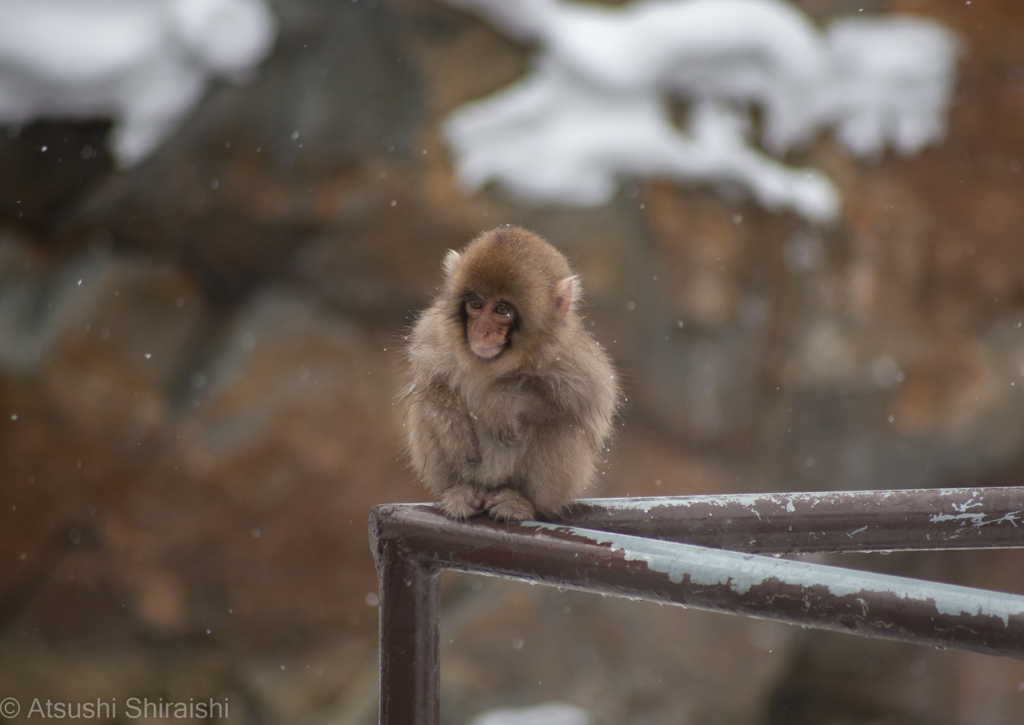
[465,295,515,359]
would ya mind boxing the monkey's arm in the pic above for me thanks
[476,375,576,445]
[407,378,481,466]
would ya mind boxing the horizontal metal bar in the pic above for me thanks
[370,503,1024,661]
[564,487,1024,553]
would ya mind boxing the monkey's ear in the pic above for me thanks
[554,276,575,319]
[443,250,462,278]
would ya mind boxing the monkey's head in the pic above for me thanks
[443,226,577,367]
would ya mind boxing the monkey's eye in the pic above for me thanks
[467,297,483,311]
[494,302,512,318]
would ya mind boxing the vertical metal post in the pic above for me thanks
[373,517,441,725]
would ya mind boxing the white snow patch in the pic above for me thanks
[0,0,277,166]
[471,703,593,725]
[438,0,959,222]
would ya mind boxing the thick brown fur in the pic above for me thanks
[403,226,620,522]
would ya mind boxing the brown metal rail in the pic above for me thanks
[369,487,1024,725]
[567,486,1024,553]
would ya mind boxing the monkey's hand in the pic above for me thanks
[491,420,521,447]
[483,487,536,522]
[440,484,487,519]
[479,378,540,446]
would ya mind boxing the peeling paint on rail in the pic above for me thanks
[523,522,1021,627]
[929,510,1023,528]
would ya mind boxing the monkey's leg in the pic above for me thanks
[439,483,487,520]
[407,381,482,500]
[416,380,482,466]
[482,487,536,522]
[522,428,598,518]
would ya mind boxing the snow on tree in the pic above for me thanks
[0,0,276,167]
[439,0,960,223]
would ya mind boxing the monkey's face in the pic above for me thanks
[464,294,516,359]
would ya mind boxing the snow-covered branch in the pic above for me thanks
[0,0,277,167]
[440,0,959,223]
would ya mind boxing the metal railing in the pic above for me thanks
[369,487,1024,724]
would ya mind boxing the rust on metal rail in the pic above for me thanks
[370,488,1024,725]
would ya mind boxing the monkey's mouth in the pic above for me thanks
[470,342,504,359]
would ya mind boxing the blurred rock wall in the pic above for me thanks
[2,0,1024,723]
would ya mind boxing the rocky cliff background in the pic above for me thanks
[2,0,1024,723]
